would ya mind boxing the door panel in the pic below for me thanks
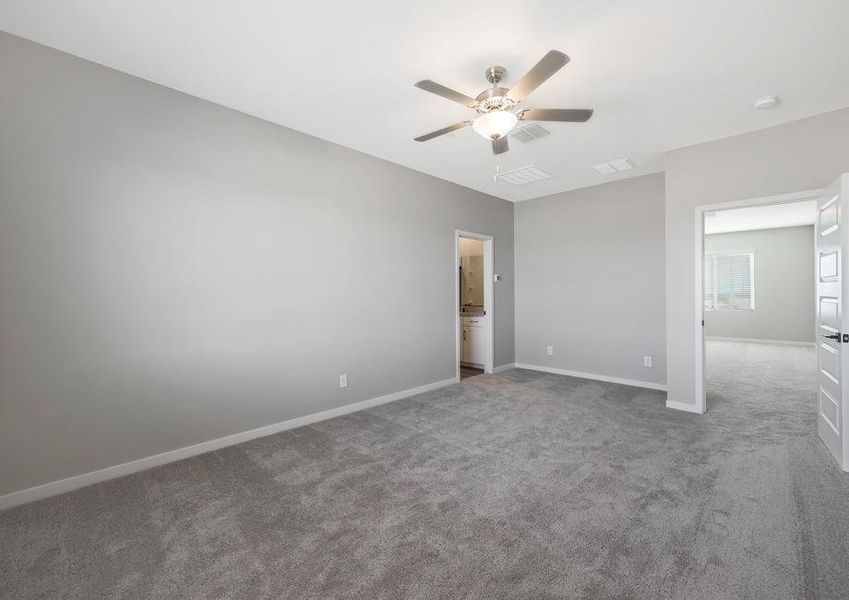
[820,387,840,434]
[819,343,839,384]
[816,175,849,471]
[820,296,839,328]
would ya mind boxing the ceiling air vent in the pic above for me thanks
[495,165,553,186]
[593,158,637,175]
[510,123,551,144]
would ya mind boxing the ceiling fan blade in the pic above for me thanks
[414,121,471,142]
[492,136,509,155]
[519,108,593,122]
[414,80,478,108]
[506,50,571,103]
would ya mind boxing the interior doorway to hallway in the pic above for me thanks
[694,181,849,472]
[699,198,818,414]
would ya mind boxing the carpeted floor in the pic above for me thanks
[2,340,848,599]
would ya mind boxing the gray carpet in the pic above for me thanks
[2,340,849,599]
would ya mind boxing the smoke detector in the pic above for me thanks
[753,95,781,110]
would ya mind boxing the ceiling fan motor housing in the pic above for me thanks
[476,87,515,113]
[485,65,506,84]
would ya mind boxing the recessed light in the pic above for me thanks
[753,95,781,110]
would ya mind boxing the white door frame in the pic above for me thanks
[694,188,824,413]
[456,230,495,379]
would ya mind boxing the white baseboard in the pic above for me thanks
[492,363,515,373]
[0,376,459,511]
[514,363,667,392]
[705,335,815,347]
[666,400,705,414]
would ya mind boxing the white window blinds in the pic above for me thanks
[704,252,754,310]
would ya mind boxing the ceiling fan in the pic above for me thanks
[413,50,593,155]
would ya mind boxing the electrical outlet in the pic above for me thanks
[546,346,554,356]
[643,356,653,367]
[339,374,348,388]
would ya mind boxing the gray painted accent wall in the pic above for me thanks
[704,226,815,343]
[515,173,666,386]
[0,33,515,496]
[666,108,849,409]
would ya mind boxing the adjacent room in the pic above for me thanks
[702,201,817,414]
[2,1,849,598]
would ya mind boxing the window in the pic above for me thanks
[704,252,754,310]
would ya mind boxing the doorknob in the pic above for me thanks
[824,332,841,342]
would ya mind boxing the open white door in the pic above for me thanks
[816,174,849,471]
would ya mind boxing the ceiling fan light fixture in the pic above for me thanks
[472,110,518,140]
[413,50,591,156]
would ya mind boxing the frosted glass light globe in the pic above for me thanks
[472,110,518,140]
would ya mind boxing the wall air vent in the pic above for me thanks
[510,123,551,144]
[495,165,553,186]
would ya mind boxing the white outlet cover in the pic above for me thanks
[339,374,348,388]
[546,346,554,356]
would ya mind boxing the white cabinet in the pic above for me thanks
[461,316,487,367]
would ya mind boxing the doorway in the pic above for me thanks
[456,231,494,380]
[696,192,821,415]
[696,180,849,472]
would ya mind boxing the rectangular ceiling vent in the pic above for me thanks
[593,157,637,175]
[510,123,551,144]
[496,165,553,186]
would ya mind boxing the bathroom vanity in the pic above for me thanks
[460,315,486,367]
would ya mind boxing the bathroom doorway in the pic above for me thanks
[455,231,494,380]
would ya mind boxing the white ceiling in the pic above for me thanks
[2,1,849,202]
[704,201,817,235]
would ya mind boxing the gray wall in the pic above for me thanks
[666,108,849,410]
[0,33,515,496]
[515,173,666,386]
[704,226,814,343]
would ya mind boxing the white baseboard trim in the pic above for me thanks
[0,376,459,511]
[514,363,667,392]
[492,363,515,373]
[666,400,705,414]
[705,335,815,347]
